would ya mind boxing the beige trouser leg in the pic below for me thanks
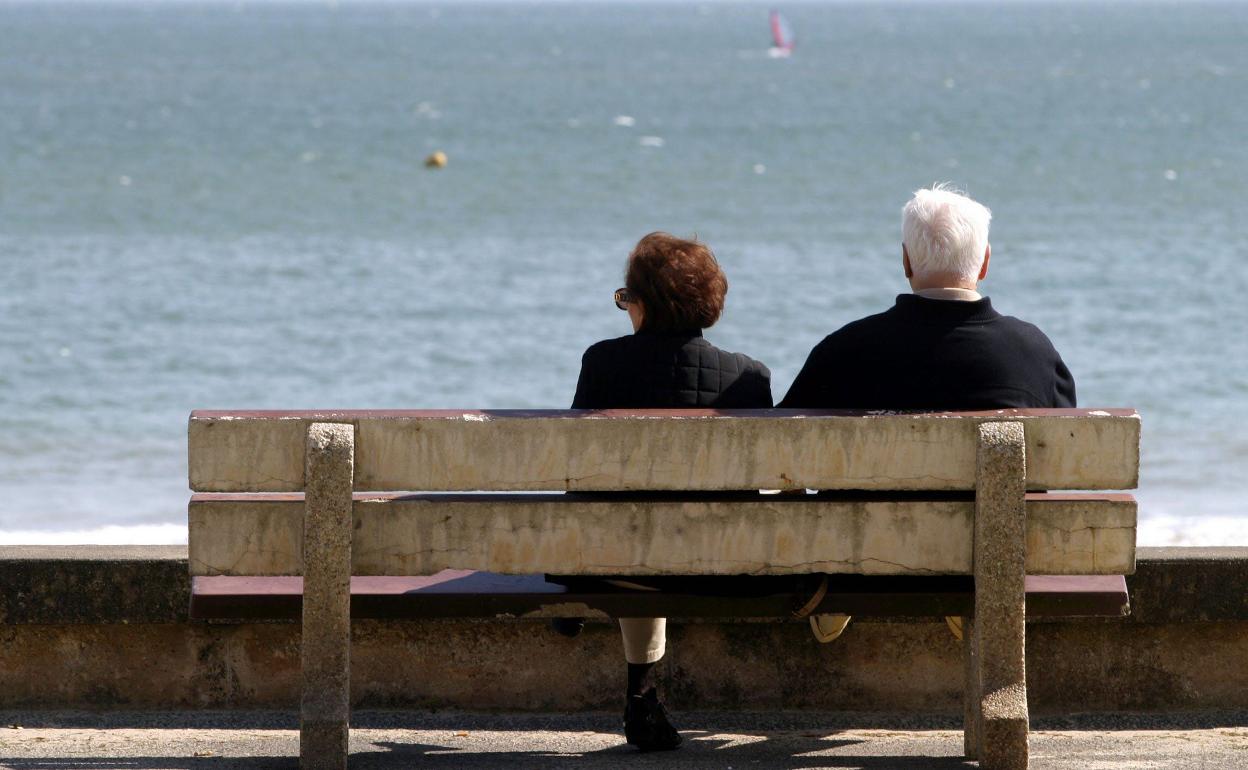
[619,617,667,664]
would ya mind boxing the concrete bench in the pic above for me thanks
[186,408,1141,770]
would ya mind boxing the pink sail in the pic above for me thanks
[770,10,795,52]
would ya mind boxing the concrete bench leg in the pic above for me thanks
[301,423,356,770]
[972,421,1029,770]
[962,616,979,759]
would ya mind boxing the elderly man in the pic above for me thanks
[780,185,1076,644]
[781,185,1075,410]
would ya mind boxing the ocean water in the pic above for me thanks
[1,1,1246,545]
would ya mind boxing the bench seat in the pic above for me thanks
[190,571,1129,621]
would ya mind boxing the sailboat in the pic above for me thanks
[768,10,795,58]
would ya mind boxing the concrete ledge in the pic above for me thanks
[0,546,189,624]
[2,546,1247,713]
[1122,548,1248,623]
[4,616,1248,712]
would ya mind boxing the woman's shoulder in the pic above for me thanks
[582,334,634,355]
[579,334,641,368]
[696,338,771,379]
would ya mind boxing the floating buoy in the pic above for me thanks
[425,151,447,169]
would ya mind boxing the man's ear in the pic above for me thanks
[903,245,914,278]
[978,244,991,281]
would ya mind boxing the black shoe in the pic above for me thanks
[550,617,585,638]
[623,688,683,752]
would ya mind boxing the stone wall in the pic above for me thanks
[2,546,1246,713]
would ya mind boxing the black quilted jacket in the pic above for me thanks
[572,329,773,409]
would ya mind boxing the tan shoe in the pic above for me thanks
[945,616,964,641]
[809,613,851,643]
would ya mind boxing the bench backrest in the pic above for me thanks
[187,408,1140,578]
[190,408,1138,493]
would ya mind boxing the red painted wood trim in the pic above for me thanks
[190,491,1137,504]
[190,408,1138,420]
[188,573,1130,621]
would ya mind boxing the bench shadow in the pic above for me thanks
[0,732,975,770]
[363,734,975,769]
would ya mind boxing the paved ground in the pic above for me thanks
[2,711,1247,769]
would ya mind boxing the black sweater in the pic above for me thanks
[779,295,1076,410]
[572,329,773,409]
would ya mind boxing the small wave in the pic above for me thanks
[1138,514,1248,547]
[0,523,187,546]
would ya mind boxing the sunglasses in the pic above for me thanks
[613,288,634,311]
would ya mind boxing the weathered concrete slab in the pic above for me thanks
[8,615,1248,714]
[187,493,1136,577]
[1126,548,1248,623]
[4,547,1246,717]
[187,409,1141,493]
[0,546,188,625]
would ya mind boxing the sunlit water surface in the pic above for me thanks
[1,1,1246,544]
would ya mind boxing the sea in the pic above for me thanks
[1,0,1246,545]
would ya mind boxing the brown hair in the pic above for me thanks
[625,232,728,333]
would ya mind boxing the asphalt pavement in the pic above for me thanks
[2,710,1247,769]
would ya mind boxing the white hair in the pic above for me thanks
[901,184,992,282]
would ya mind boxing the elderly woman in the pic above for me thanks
[569,232,772,751]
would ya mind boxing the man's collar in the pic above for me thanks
[893,294,999,325]
[914,287,982,302]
